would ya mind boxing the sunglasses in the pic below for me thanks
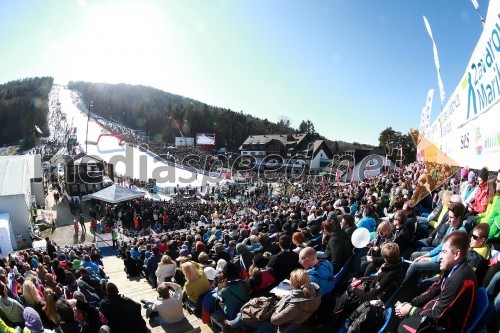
[471,234,481,240]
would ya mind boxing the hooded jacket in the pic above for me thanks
[470,181,488,214]
[478,192,500,239]
[306,260,335,295]
[271,282,322,332]
[0,297,24,324]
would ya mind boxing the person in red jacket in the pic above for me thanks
[468,167,490,215]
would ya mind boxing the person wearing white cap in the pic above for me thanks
[216,259,227,273]
[204,267,217,283]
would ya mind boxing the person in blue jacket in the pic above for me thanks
[402,201,466,285]
[299,247,335,295]
[299,247,337,327]
[356,205,377,233]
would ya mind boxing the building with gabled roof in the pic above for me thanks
[238,133,332,171]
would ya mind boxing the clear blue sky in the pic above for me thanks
[0,0,490,145]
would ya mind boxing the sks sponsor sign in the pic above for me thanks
[424,1,500,170]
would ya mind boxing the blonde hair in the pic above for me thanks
[43,288,60,325]
[249,235,259,244]
[181,262,201,281]
[160,255,175,266]
[377,221,392,234]
[23,280,42,305]
[381,242,400,264]
[290,269,312,298]
[441,190,453,206]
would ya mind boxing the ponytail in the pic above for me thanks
[301,283,311,298]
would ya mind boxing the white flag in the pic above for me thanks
[423,16,446,107]
[420,89,434,137]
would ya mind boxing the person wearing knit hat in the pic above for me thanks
[461,171,478,205]
[23,307,44,333]
[468,171,476,183]
[478,167,489,182]
[460,167,469,180]
[468,167,490,216]
[179,248,191,258]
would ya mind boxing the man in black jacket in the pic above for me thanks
[396,230,477,332]
[100,282,149,333]
[267,234,302,282]
[46,237,57,258]
[322,219,351,274]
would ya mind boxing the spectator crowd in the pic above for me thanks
[2,162,500,333]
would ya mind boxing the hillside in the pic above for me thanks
[0,77,53,147]
[0,78,374,152]
[68,81,374,152]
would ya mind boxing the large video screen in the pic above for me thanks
[196,133,216,146]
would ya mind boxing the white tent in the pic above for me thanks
[90,184,146,204]
[0,213,15,257]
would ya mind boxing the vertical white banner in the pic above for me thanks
[422,0,500,171]
[423,16,446,107]
[420,89,434,137]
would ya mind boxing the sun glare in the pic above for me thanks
[57,1,174,86]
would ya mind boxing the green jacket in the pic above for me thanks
[478,193,500,239]
[0,317,15,333]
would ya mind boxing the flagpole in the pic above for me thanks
[470,0,485,27]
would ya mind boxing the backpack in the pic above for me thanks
[347,300,386,333]
[239,296,279,323]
